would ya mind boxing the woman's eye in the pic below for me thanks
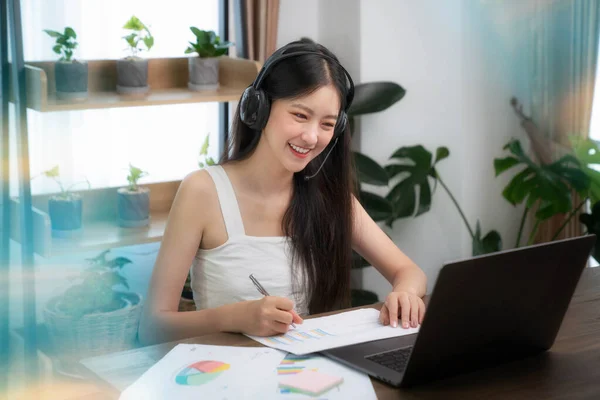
[294,113,307,119]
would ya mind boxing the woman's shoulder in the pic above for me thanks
[175,167,220,207]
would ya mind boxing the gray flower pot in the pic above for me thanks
[188,57,220,91]
[117,187,150,227]
[116,58,149,95]
[48,194,83,238]
[55,60,88,100]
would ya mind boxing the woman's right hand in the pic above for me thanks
[238,296,304,336]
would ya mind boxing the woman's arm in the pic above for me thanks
[138,171,239,345]
[351,195,427,328]
[138,170,302,346]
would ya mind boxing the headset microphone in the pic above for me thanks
[303,137,339,181]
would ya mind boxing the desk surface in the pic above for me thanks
[81,267,600,400]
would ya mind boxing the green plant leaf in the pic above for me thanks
[208,31,217,44]
[358,190,393,221]
[143,36,154,50]
[107,256,133,269]
[570,136,600,203]
[384,145,435,219]
[347,82,406,116]
[52,45,62,54]
[123,16,145,31]
[494,156,520,176]
[472,220,502,256]
[100,271,129,290]
[354,151,388,186]
[124,33,137,48]
[43,29,62,38]
[496,139,590,221]
[43,165,60,178]
[64,27,76,38]
[86,249,110,265]
[434,147,450,164]
[200,135,210,155]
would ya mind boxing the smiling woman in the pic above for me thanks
[139,38,427,347]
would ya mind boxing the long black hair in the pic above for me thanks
[221,38,356,314]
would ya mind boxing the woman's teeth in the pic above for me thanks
[289,143,310,154]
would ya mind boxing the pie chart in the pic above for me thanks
[175,360,230,386]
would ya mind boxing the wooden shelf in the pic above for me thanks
[11,56,261,112]
[50,210,170,256]
[9,180,181,258]
[43,87,247,112]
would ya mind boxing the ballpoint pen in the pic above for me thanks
[249,274,297,328]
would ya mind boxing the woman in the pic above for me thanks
[138,38,427,346]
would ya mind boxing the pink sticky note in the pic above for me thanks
[278,370,344,396]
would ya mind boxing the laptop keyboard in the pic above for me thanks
[365,346,413,373]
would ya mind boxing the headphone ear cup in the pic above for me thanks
[253,90,271,131]
[240,86,259,128]
[335,112,348,137]
[240,86,270,131]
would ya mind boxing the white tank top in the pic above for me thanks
[190,165,309,316]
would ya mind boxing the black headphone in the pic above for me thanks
[239,45,355,138]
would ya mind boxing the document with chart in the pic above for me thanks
[245,308,420,355]
[119,344,287,400]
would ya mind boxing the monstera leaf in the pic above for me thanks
[350,81,408,223]
[495,139,590,220]
[472,220,502,256]
[354,151,389,186]
[571,136,600,204]
[353,152,393,221]
[383,145,450,227]
[348,82,406,116]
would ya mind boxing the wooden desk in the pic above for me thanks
[80,267,600,400]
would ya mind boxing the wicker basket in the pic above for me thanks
[43,291,143,364]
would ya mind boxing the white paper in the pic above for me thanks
[261,352,377,399]
[119,344,287,400]
[246,308,420,355]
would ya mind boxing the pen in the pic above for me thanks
[249,274,296,328]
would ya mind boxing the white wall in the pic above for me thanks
[277,0,527,300]
[276,0,319,48]
[359,0,526,299]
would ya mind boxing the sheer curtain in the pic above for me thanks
[525,0,600,242]
[10,0,222,197]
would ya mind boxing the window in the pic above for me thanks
[10,0,222,197]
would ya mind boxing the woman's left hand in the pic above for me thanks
[379,290,426,329]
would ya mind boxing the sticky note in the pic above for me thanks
[278,370,344,396]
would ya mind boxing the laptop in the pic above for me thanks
[322,234,596,388]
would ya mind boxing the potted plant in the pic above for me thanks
[198,135,216,168]
[117,163,150,227]
[43,26,88,100]
[185,28,233,91]
[33,165,90,238]
[43,249,142,365]
[117,16,154,95]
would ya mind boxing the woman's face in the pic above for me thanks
[263,83,341,174]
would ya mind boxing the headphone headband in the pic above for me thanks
[251,50,355,109]
[239,45,355,136]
